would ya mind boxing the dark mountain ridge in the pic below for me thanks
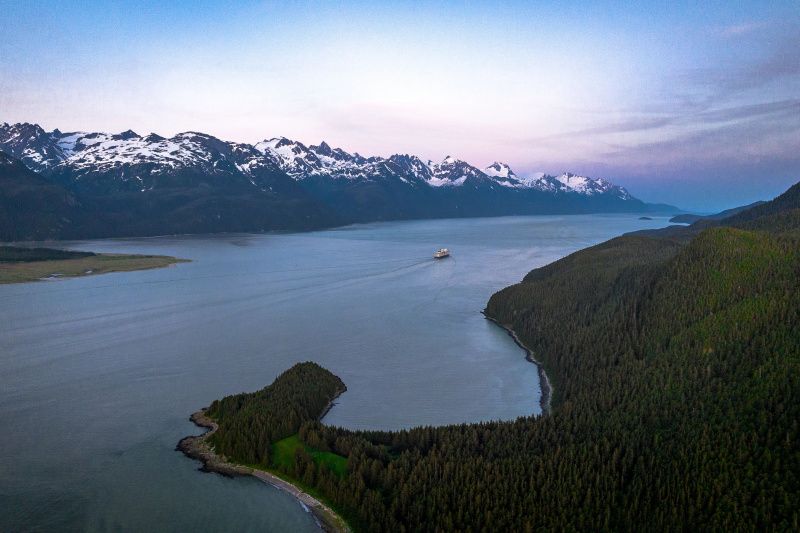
[1,121,676,241]
[669,200,766,224]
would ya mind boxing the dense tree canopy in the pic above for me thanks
[202,182,800,531]
[207,362,346,466]
[0,246,95,262]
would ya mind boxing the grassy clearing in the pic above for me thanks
[273,434,348,477]
[0,253,188,284]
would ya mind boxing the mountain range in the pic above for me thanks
[0,122,675,241]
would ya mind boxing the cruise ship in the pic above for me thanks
[433,248,450,259]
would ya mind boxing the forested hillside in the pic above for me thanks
[1,122,673,241]
[194,182,800,531]
[206,362,346,466]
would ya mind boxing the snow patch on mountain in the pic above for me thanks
[484,162,515,179]
[0,122,634,201]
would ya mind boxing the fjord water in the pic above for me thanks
[1,214,669,531]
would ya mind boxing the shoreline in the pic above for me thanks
[483,312,553,414]
[0,253,188,285]
[177,315,548,532]
[177,409,350,533]
[4,211,675,246]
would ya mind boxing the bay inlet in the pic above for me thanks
[0,214,670,531]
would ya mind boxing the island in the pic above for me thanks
[181,181,800,532]
[0,246,187,284]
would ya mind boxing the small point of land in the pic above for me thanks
[0,246,187,284]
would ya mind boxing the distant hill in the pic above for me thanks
[1,121,676,240]
[669,200,766,224]
[0,245,94,262]
[0,151,88,241]
[0,148,342,241]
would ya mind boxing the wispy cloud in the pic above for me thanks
[717,21,769,37]
[682,30,800,97]
[600,108,800,167]
[3,0,799,210]
[695,99,800,123]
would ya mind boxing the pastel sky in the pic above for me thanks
[2,1,799,210]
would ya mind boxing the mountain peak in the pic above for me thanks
[484,162,516,179]
[0,121,639,203]
[264,137,297,149]
[114,129,140,140]
[8,122,47,136]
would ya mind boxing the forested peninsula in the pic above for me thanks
[177,363,350,532]
[181,181,800,531]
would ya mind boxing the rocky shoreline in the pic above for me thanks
[176,316,548,533]
[177,409,349,533]
[483,313,553,414]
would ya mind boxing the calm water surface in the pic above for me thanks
[0,214,670,531]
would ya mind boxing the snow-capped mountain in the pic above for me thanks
[514,172,633,199]
[0,122,664,240]
[253,137,379,180]
[0,122,632,199]
[0,122,67,170]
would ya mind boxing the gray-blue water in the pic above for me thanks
[0,214,670,531]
